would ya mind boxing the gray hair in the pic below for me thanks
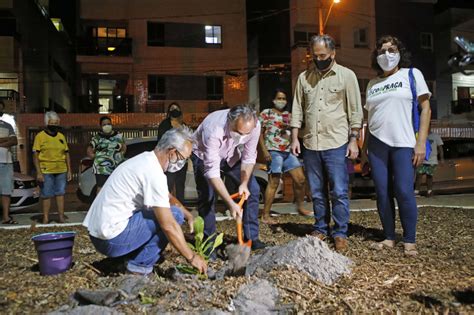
[156,125,194,152]
[227,104,257,124]
[44,111,60,125]
[310,34,336,51]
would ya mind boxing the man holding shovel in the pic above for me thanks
[192,104,267,254]
[83,127,207,276]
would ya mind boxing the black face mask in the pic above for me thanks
[169,109,182,118]
[47,125,61,134]
[314,57,333,71]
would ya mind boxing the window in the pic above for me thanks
[207,77,224,100]
[147,22,222,48]
[147,22,164,46]
[420,32,433,50]
[205,25,222,44]
[354,28,368,48]
[93,27,126,39]
[148,76,166,100]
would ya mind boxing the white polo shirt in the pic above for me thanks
[83,151,170,240]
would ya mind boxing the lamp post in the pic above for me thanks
[318,0,340,35]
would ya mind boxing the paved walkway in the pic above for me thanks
[2,193,473,230]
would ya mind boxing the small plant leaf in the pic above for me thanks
[193,216,204,235]
[176,264,198,275]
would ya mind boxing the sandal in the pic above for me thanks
[297,208,313,217]
[403,243,418,256]
[2,216,18,225]
[261,217,277,225]
[370,239,395,250]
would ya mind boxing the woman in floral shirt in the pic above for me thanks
[258,89,311,224]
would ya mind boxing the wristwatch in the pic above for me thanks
[349,132,360,140]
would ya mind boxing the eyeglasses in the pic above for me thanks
[169,149,186,163]
[377,47,398,55]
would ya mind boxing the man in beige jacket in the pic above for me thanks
[291,34,363,251]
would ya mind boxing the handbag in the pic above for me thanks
[408,68,431,161]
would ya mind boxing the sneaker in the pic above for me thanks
[334,236,348,252]
[414,190,420,196]
[250,239,267,251]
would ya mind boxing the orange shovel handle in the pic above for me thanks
[230,193,252,247]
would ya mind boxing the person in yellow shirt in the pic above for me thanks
[33,111,72,224]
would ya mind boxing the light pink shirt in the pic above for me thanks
[192,109,260,179]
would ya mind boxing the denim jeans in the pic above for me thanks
[368,134,418,243]
[303,143,350,237]
[90,206,184,275]
[191,154,260,241]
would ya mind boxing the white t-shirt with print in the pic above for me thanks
[83,151,170,240]
[365,68,431,148]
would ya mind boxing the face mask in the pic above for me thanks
[376,51,400,72]
[314,57,333,71]
[169,109,182,118]
[273,100,287,110]
[167,158,187,173]
[230,131,249,144]
[47,125,61,133]
[102,124,113,134]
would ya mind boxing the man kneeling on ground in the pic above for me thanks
[83,126,207,276]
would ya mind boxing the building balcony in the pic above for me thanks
[77,37,132,57]
[78,94,135,113]
[0,89,20,112]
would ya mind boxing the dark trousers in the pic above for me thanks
[368,134,418,243]
[191,154,260,241]
[165,164,187,204]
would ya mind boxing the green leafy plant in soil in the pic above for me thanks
[176,216,223,278]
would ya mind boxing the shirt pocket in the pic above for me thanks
[326,85,344,107]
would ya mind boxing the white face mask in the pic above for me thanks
[167,158,187,173]
[376,51,400,72]
[273,100,287,110]
[102,124,113,134]
[230,131,248,144]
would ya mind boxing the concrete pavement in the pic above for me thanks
[2,193,473,230]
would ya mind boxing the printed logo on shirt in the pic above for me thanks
[367,81,403,98]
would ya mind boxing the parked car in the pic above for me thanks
[77,137,283,204]
[9,172,40,212]
[352,138,474,195]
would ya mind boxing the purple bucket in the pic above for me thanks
[32,232,76,276]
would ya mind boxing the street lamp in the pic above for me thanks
[318,0,340,35]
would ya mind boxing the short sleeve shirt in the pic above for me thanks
[425,133,443,165]
[32,131,69,174]
[365,68,431,148]
[90,132,126,175]
[83,151,170,240]
[259,108,292,152]
[0,120,15,163]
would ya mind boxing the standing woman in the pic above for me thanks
[365,35,431,255]
[33,111,72,223]
[87,116,126,192]
[157,102,187,204]
[258,89,311,224]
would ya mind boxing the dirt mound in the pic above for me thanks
[245,236,352,285]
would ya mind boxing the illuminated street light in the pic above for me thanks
[319,0,340,35]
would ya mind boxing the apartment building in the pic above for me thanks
[290,0,376,104]
[0,0,75,113]
[77,0,248,115]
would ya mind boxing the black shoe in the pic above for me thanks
[251,239,267,251]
